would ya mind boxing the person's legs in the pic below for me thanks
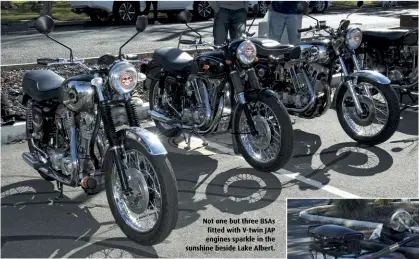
[286,14,303,45]
[269,11,286,42]
[213,8,230,45]
[230,8,247,41]
[142,1,151,15]
[152,1,159,24]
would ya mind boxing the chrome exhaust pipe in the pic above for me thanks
[149,110,176,124]
[22,152,42,170]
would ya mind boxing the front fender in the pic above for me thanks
[331,70,391,108]
[101,127,167,170]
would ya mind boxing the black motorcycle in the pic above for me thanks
[20,15,178,245]
[145,6,294,172]
[307,209,419,259]
[254,1,400,146]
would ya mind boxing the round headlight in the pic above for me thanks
[236,40,257,65]
[345,28,362,50]
[109,61,138,94]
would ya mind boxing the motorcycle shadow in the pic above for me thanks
[167,151,282,230]
[282,129,393,190]
[1,179,158,258]
[398,109,418,136]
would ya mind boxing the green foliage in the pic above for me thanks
[333,199,370,218]
[374,199,391,206]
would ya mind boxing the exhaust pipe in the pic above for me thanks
[149,110,178,125]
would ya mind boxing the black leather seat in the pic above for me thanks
[250,38,297,57]
[22,70,64,102]
[308,224,362,238]
[362,28,410,41]
[153,47,193,72]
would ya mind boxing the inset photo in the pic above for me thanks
[287,199,419,259]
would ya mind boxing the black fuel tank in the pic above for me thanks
[195,50,227,78]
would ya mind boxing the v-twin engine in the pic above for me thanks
[182,75,212,127]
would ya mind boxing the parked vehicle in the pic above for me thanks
[355,27,418,109]
[307,209,419,259]
[254,1,400,146]
[21,15,178,245]
[70,1,214,24]
[145,6,294,172]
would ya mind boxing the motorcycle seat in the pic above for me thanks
[153,47,193,72]
[362,28,412,41]
[22,70,64,102]
[250,38,298,58]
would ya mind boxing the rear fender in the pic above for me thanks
[331,70,391,108]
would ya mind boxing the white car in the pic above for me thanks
[70,1,215,24]
[248,1,332,17]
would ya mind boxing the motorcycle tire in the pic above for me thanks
[26,103,54,182]
[336,83,400,146]
[233,91,294,172]
[149,79,181,137]
[104,138,178,245]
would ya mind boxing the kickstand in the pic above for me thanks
[55,181,64,200]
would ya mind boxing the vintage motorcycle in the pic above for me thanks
[254,1,400,146]
[145,6,294,172]
[307,209,419,259]
[20,15,178,245]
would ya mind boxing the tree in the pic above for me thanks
[333,199,369,218]
[1,1,14,9]
[41,1,53,16]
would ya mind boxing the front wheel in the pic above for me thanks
[105,138,178,245]
[336,82,400,146]
[233,91,294,172]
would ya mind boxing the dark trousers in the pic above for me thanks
[143,1,158,22]
[213,8,247,45]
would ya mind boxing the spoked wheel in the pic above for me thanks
[336,83,400,146]
[233,92,294,172]
[105,139,178,245]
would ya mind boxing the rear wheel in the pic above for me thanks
[149,80,181,137]
[233,91,294,172]
[105,138,178,245]
[114,1,139,24]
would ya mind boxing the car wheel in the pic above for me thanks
[89,11,112,24]
[114,1,138,24]
[312,1,327,13]
[193,1,213,21]
[258,1,269,17]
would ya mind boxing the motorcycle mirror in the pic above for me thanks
[135,15,148,32]
[390,209,412,232]
[177,10,193,24]
[35,15,55,35]
[297,1,310,15]
[252,4,259,17]
[357,1,364,8]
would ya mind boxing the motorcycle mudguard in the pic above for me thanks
[331,70,391,108]
[101,127,168,170]
[231,89,277,155]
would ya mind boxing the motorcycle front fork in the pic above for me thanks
[338,55,365,114]
[230,69,259,136]
[92,78,132,195]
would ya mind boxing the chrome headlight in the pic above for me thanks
[236,40,257,65]
[109,61,138,94]
[345,28,362,50]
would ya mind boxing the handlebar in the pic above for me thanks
[37,58,85,66]
[298,27,313,33]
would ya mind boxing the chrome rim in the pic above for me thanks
[259,2,268,15]
[112,149,162,233]
[197,1,212,18]
[119,3,136,21]
[239,101,282,164]
[342,83,390,137]
[315,1,326,11]
[152,82,173,130]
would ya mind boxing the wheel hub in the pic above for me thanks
[251,115,272,150]
[348,95,376,126]
[124,167,149,215]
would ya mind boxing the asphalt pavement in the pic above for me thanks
[2,106,418,258]
[1,7,418,65]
